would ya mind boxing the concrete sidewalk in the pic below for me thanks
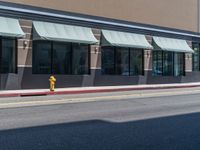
[0,82,200,98]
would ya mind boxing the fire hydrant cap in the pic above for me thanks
[49,76,56,82]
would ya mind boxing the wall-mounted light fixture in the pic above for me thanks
[187,54,191,59]
[146,51,151,57]
[94,46,98,54]
[23,40,28,49]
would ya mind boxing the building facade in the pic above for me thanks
[0,0,199,90]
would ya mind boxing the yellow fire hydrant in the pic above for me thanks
[49,75,56,91]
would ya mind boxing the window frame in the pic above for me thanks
[115,47,129,75]
[71,43,91,75]
[192,42,200,71]
[32,40,91,75]
[0,37,17,74]
[101,46,144,76]
[52,41,72,75]
[152,51,185,76]
[32,40,52,74]
[101,46,115,75]
[130,48,144,76]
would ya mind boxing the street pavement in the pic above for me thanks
[0,87,200,149]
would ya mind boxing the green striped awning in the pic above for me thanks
[0,16,25,38]
[101,30,153,49]
[153,36,194,53]
[33,21,98,44]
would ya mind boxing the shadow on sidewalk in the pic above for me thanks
[0,112,200,150]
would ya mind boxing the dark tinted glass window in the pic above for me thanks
[72,44,89,75]
[192,43,200,71]
[163,52,173,76]
[130,49,143,75]
[1,39,16,73]
[33,41,51,74]
[116,48,129,75]
[174,53,184,76]
[33,41,90,75]
[52,42,71,74]
[152,51,185,76]
[101,47,144,76]
[152,51,163,76]
[101,47,115,75]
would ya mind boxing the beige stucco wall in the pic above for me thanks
[0,0,198,32]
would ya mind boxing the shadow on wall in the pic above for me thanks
[0,112,200,150]
[21,40,33,89]
[0,73,20,90]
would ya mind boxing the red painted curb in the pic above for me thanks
[0,93,20,98]
[0,84,199,98]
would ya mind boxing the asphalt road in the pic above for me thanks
[0,88,200,150]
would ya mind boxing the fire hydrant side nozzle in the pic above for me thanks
[49,75,56,91]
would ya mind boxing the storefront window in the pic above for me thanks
[101,47,115,75]
[153,51,185,76]
[163,52,173,76]
[130,49,143,75]
[33,41,90,75]
[174,53,184,76]
[52,42,71,74]
[192,43,200,71]
[72,44,90,75]
[0,38,17,73]
[152,51,163,76]
[116,48,129,75]
[102,47,144,76]
[33,41,51,74]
